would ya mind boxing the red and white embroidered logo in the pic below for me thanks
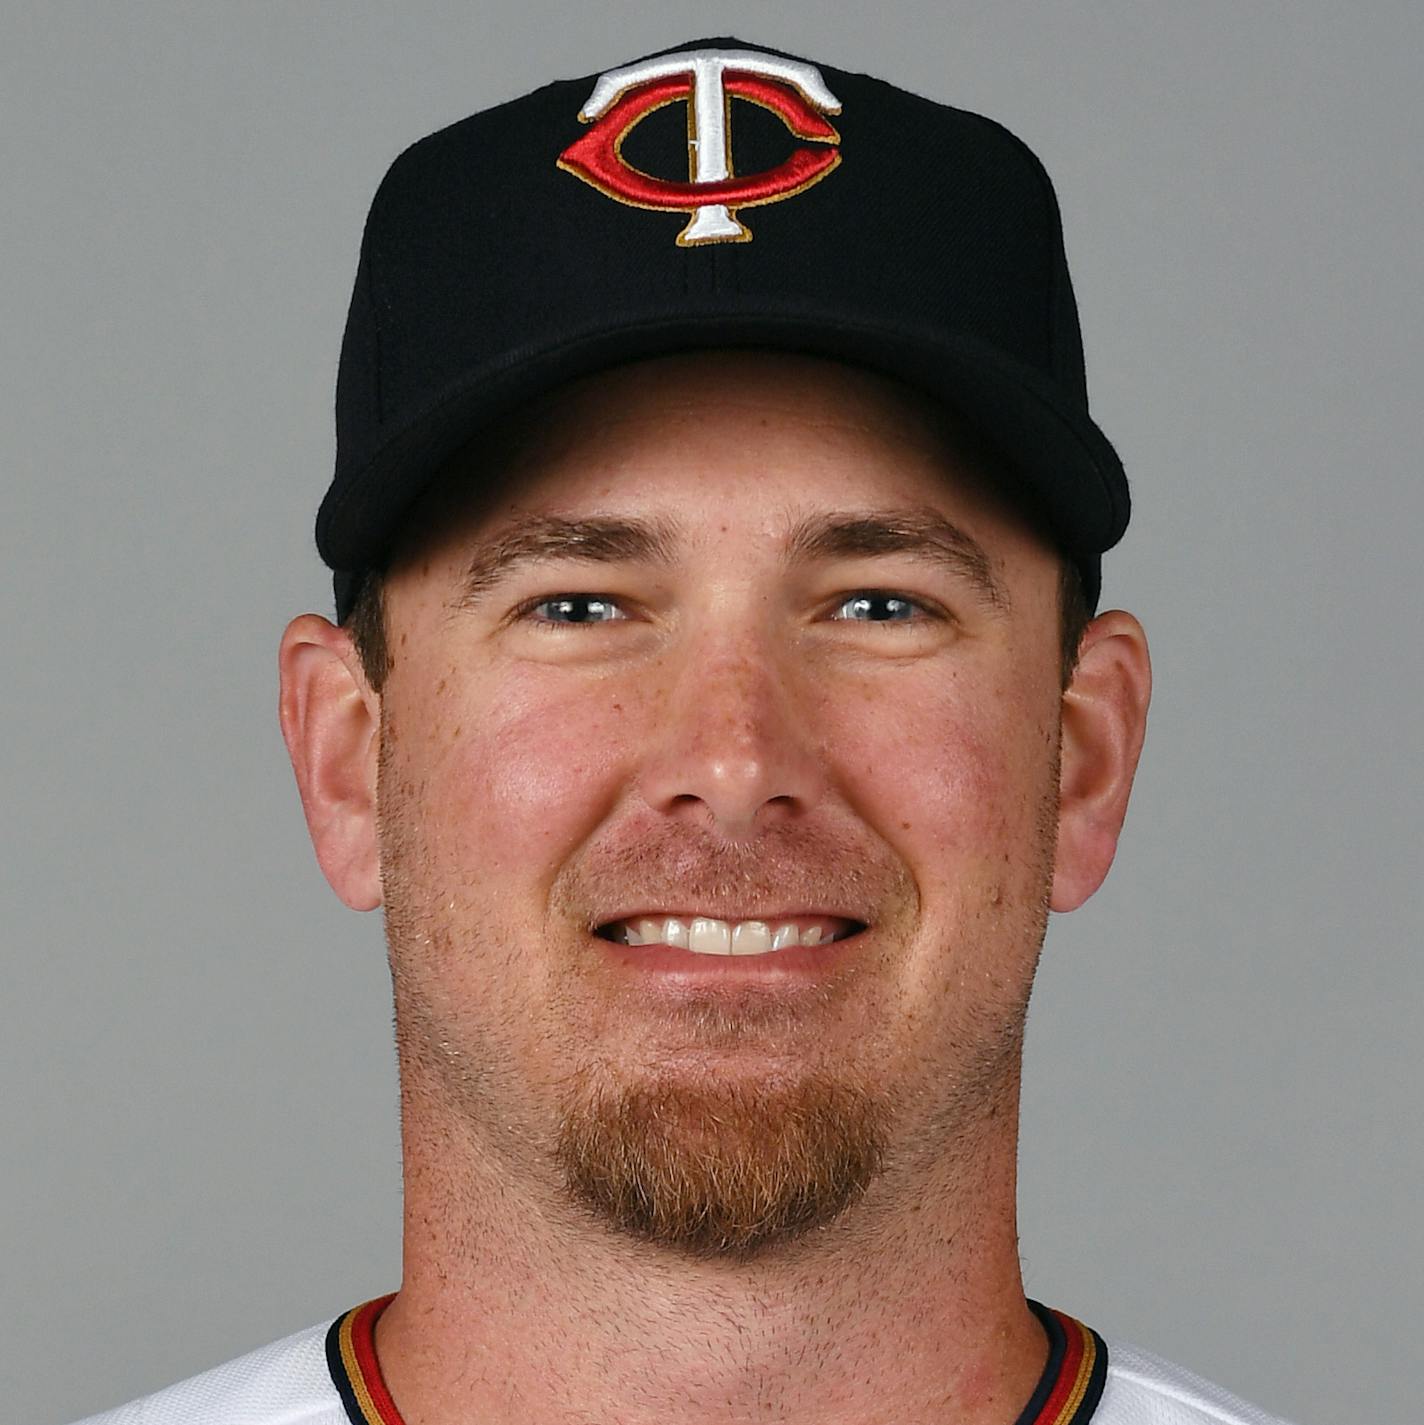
[558,48,842,246]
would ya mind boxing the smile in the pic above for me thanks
[596,914,864,956]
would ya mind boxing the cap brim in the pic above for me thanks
[319,299,1128,611]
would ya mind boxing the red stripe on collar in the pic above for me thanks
[1027,1307,1106,1425]
[328,1295,403,1425]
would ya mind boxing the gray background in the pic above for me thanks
[4,4,1420,1423]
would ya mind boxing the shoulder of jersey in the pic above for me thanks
[65,1318,346,1425]
[1099,1335,1301,1425]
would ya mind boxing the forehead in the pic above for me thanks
[388,351,1046,568]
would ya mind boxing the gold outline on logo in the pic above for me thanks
[557,78,843,246]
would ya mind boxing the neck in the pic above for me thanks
[373,1066,1046,1425]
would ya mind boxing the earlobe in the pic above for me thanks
[1050,610,1152,913]
[277,614,384,912]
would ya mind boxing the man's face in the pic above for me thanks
[374,352,1066,1261]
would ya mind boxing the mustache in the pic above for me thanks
[551,816,914,927]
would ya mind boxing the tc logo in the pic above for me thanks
[558,48,843,246]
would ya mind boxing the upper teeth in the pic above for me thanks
[608,916,836,955]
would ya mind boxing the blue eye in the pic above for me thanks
[521,595,627,627]
[514,590,936,631]
[831,591,930,623]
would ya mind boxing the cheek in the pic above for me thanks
[385,662,634,885]
[830,668,1054,875]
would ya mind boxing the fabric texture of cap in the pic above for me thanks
[319,36,1129,619]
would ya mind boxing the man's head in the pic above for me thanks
[279,38,1150,1264]
[279,349,1149,1262]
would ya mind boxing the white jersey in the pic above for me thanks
[71,1297,1297,1425]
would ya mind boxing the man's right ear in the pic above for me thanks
[278,615,383,911]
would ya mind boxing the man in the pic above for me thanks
[77,37,1295,1425]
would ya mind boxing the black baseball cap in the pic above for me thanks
[318,37,1129,620]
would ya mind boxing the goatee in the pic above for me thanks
[555,1065,889,1261]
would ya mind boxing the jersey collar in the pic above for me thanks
[326,1294,1107,1425]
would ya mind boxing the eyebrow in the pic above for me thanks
[452,506,1009,612]
[453,514,681,608]
[783,506,1009,611]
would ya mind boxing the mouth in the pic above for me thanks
[594,912,866,956]
[591,912,870,988]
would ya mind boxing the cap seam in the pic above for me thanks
[365,233,386,425]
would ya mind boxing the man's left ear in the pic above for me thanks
[1050,610,1152,912]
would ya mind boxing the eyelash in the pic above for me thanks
[511,590,943,631]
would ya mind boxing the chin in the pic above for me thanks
[553,1062,890,1260]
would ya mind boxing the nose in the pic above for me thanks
[635,633,829,842]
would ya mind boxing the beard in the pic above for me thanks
[553,1055,889,1262]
